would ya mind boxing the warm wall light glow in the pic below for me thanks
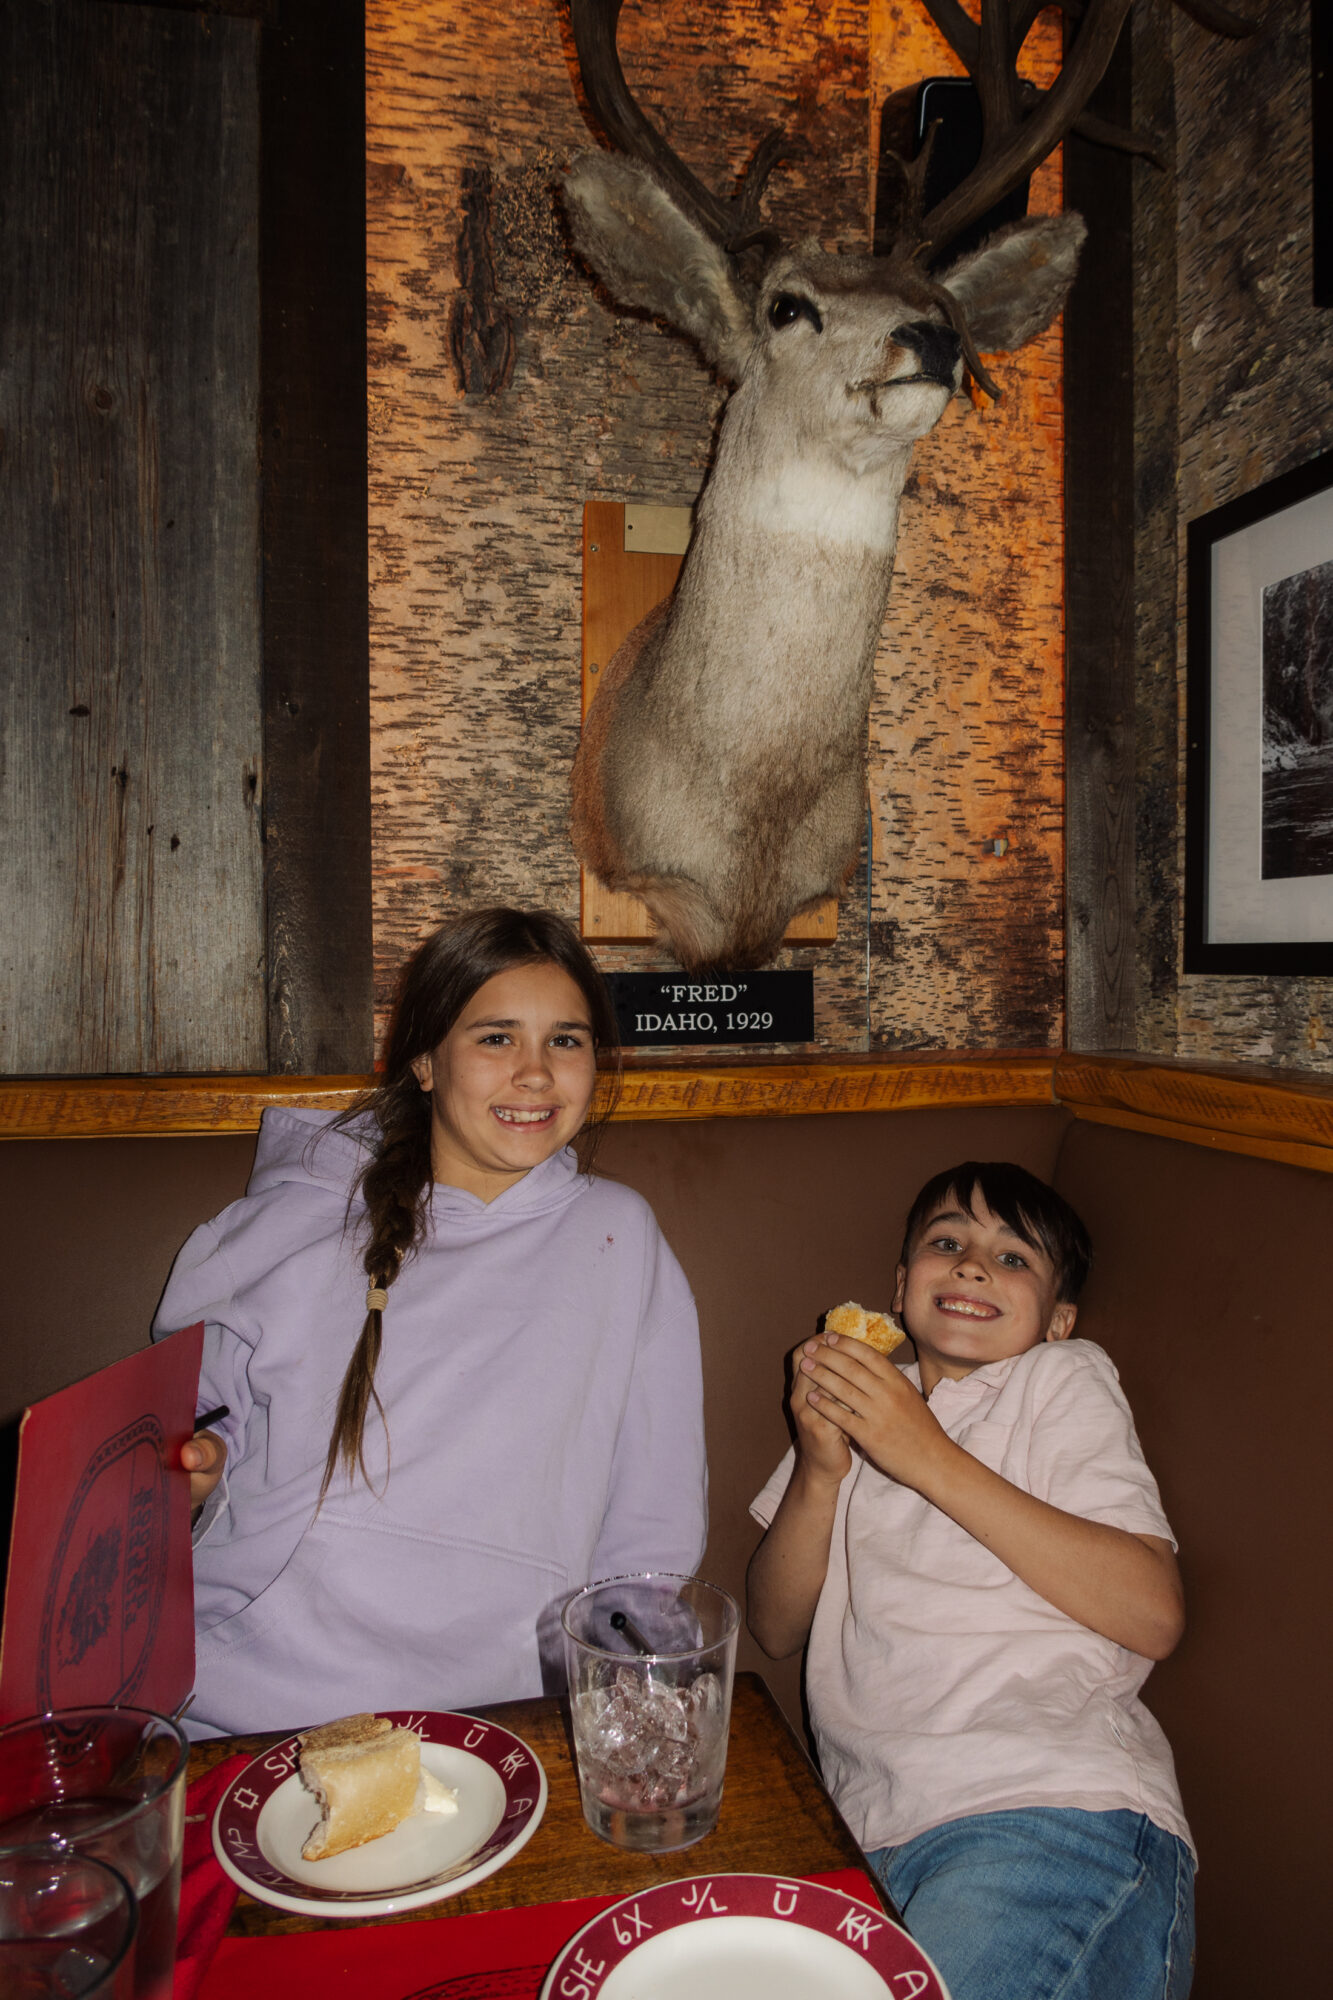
[866,1,1066,1047]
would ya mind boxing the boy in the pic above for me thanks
[748,1162,1195,2000]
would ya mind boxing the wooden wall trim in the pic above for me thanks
[1060,1103,1333,1179]
[606,1054,1057,1124]
[8,1054,1333,1171]
[0,1077,368,1140]
[0,1055,1056,1139]
[1054,1053,1333,1165]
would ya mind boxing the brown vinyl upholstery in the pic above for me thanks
[3,1134,260,1421]
[1053,1120,1325,1999]
[0,1102,1323,1993]
[597,1108,1070,1729]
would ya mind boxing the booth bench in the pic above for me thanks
[3,1050,1326,1998]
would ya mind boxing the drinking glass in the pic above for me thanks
[562,1573,739,1853]
[0,1846,137,1997]
[0,1708,188,2000]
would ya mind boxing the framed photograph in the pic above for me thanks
[1185,447,1333,975]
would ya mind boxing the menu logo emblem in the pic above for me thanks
[38,1414,169,1716]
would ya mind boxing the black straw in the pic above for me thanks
[609,1609,656,1654]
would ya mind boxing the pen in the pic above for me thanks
[194,1404,230,1432]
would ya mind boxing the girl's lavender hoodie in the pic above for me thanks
[153,1107,707,1736]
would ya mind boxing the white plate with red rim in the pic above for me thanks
[211,1708,547,1917]
[539,1874,950,1999]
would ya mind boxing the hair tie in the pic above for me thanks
[366,1285,388,1313]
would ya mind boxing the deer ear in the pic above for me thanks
[562,153,754,380]
[936,211,1086,354]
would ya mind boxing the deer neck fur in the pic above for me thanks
[711,379,915,557]
[658,391,920,746]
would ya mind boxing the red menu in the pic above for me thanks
[0,1325,202,1724]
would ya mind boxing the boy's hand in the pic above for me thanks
[802,1337,1188,1659]
[180,1430,227,1516]
[801,1334,953,1493]
[789,1339,853,1482]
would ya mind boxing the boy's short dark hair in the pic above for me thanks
[900,1161,1093,1304]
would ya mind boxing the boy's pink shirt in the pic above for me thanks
[751,1338,1192,1855]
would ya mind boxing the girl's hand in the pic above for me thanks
[181,1431,227,1516]
[789,1339,853,1483]
[801,1334,953,1492]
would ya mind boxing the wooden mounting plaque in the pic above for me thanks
[579,500,838,946]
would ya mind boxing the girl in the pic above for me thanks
[160,907,706,1737]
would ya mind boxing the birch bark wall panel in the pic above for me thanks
[1136,1,1333,1069]
[366,0,1069,1052]
[868,4,1065,1052]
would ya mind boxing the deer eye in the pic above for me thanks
[767,292,822,333]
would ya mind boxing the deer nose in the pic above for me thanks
[893,319,961,387]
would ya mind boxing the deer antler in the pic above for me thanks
[1174,0,1258,32]
[573,2,1255,275]
[570,0,799,252]
[897,0,1256,263]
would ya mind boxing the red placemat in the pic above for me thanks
[174,1754,250,2000]
[195,1867,881,2000]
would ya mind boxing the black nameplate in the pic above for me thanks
[606,971,814,1048]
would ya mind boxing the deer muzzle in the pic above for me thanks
[849,318,962,400]
[890,319,962,388]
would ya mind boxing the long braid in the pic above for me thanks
[319,1076,432,1500]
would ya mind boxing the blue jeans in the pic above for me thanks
[865,1808,1195,2000]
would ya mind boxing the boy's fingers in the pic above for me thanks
[806,1373,862,1416]
[804,1351,904,1419]
[792,1400,836,1432]
[806,1389,856,1433]
[823,1333,896,1370]
[800,1349,868,1392]
[806,1341,901,1392]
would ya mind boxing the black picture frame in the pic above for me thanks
[1185,446,1333,975]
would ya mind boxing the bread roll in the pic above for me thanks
[824,1301,905,1357]
[298,1713,422,1861]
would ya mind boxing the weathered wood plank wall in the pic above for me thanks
[1135,0,1333,1069]
[365,0,1068,1053]
[0,1,265,1074]
[260,0,373,1075]
[1064,28,1136,1052]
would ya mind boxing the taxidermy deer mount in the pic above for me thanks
[563,0,1253,974]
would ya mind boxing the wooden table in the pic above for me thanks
[188,1672,889,1936]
